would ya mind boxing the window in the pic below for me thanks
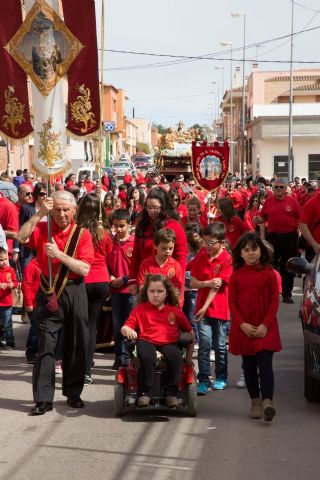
[273,155,288,181]
[308,154,320,180]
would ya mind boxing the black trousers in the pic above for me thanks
[266,231,298,297]
[242,350,274,400]
[85,282,109,376]
[136,339,183,396]
[33,283,88,403]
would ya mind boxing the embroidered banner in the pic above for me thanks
[191,141,229,192]
[62,0,100,138]
[0,0,33,143]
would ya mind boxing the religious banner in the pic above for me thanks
[191,140,229,192]
[62,0,100,139]
[0,0,33,143]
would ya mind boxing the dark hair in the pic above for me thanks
[184,222,202,236]
[111,208,131,223]
[33,182,47,201]
[167,188,181,208]
[186,196,201,209]
[126,186,145,209]
[247,194,258,211]
[154,228,176,246]
[103,191,115,209]
[76,192,110,245]
[135,187,178,237]
[186,230,202,253]
[118,184,127,192]
[232,232,272,269]
[138,274,179,307]
[202,221,226,241]
[0,247,7,256]
[16,169,23,176]
[218,197,235,223]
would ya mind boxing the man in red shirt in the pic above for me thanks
[300,189,320,262]
[0,192,19,257]
[256,179,300,303]
[17,191,94,415]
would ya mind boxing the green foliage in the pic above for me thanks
[151,122,166,135]
[136,142,150,154]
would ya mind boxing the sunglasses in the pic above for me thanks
[38,192,47,197]
[274,186,285,190]
[24,192,33,197]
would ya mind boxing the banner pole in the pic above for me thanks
[46,179,53,289]
[97,0,105,234]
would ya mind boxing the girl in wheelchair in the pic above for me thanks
[121,274,194,408]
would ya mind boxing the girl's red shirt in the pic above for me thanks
[85,231,113,284]
[228,264,282,356]
[124,302,192,345]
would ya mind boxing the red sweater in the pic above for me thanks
[107,234,135,294]
[0,266,18,306]
[124,302,192,345]
[21,259,40,308]
[228,264,282,356]
[129,219,187,282]
[85,231,113,284]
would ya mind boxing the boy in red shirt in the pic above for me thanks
[0,247,18,349]
[190,222,233,394]
[107,209,135,369]
[137,228,183,298]
[181,197,208,230]
[21,258,40,363]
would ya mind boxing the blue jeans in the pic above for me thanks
[25,310,38,358]
[0,306,15,347]
[111,293,135,364]
[182,290,199,343]
[197,317,230,384]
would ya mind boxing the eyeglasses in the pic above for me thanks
[24,192,33,197]
[146,206,161,212]
[38,192,46,197]
[203,239,220,247]
[189,184,195,187]
[274,186,285,190]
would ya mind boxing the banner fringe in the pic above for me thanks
[0,129,33,146]
[66,128,102,143]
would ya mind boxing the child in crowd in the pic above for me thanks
[107,209,135,369]
[228,232,281,422]
[183,227,203,349]
[0,247,18,350]
[121,274,194,408]
[137,228,183,299]
[21,258,40,363]
[118,184,127,208]
[190,222,233,394]
[181,196,208,229]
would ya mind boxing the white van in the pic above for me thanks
[76,166,112,182]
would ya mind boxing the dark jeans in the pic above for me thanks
[136,339,183,396]
[0,306,14,347]
[267,231,298,298]
[198,317,229,384]
[182,290,199,343]
[111,292,135,364]
[85,282,109,376]
[242,350,274,399]
[33,283,88,403]
[25,310,38,359]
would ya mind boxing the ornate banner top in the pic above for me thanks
[5,0,83,97]
[191,141,230,192]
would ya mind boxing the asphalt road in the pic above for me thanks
[1,279,319,480]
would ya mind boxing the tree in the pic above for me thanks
[136,142,150,154]
[151,122,166,135]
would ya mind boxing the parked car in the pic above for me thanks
[287,254,320,401]
[0,180,18,203]
[112,161,136,180]
[134,156,149,169]
[77,166,112,182]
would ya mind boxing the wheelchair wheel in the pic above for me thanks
[187,379,197,417]
[114,377,125,417]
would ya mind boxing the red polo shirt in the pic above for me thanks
[137,255,183,290]
[0,266,18,306]
[301,191,320,243]
[260,195,301,233]
[27,220,94,279]
[124,302,192,345]
[191,247,233,321]
[0,195,19,254]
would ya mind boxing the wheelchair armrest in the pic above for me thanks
[178,331,194,347]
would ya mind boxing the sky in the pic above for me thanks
[95,0,320,128]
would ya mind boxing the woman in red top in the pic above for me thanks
[129,188,187,289]
[121,274,194,408]
[76,193,113,384]
[215,197,250,248]
[168,189,188,218]
[244,194,259,231]
[229,233,281,422]
[103,191,115,219]
[126,186,145,225]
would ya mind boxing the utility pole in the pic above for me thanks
[288,0,294,182]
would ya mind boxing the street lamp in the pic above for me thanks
[211,81,219,120]
[232,11,247,176]
[221,41,233,172]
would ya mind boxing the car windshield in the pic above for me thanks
[113,162,129,168]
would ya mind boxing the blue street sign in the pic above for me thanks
[104,121,116,132]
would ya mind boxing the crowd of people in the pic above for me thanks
[0,165,320,420]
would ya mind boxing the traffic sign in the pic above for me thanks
[104,121,116,132]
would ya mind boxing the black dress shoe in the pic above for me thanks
[67,396,84,408]
[283,296,294,304]
[31,402,53,415]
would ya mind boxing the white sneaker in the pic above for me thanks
[210,350,215,362]
[236,373,245,388]
[55,360,63,374]
[193,343,199,351]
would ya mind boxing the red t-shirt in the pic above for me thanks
[260,195,301,233]
[124,302,192,345]
[27,221,94,279]
[21,259,40,308]
[107,234,135,294]
[123,174,133,185]
[137,255,183,290]
[84,181,95,193]
[85,231,113,284]
[215,216,250,248]
[0,266,18,306]
[190,248,233,321]
[300,191,320,243]
[0,195,19,254]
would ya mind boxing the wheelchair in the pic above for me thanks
[113,333,197,417]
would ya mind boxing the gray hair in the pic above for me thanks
[52,190,77,206]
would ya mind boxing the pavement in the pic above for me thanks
[1,279,320,480]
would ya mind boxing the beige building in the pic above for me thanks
[130,118,151,149]
[124,118,137,157]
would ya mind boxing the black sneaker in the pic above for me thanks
[283,296,294,304]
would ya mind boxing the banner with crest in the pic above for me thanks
[191,141,229,192]
[0,0,33,144]
[62,0,100,139]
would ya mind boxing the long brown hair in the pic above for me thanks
[76,192,110,245]
[138,274,179,307]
